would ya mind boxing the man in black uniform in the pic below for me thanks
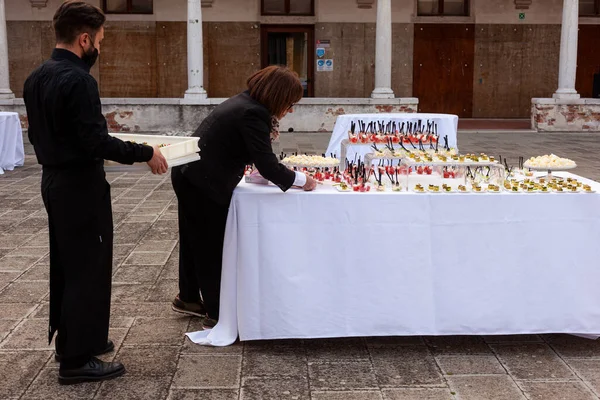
[23,1,168,385]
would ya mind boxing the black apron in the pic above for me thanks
[41,162,113,357]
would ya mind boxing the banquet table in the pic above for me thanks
[188,173,600,347]
[0,112,25,175]
[325,113,458,162]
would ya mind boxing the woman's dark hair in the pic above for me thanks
[247,66,304,119]
[53,1,106,44]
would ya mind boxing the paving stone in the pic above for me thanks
[483,335,544,344]
[491,343,576,380]
[567,359,600,396]
[0,234,33,249]
[109,317,135,329]
[21,234,49,248]
[134,240,177,252]
[544,334,600,358]
[308,361,378,390]
[19,263,49,281]
[124,214,159,223]
[20,367,99,399]
[435,355,506,375]
[113,346,179,377]
[425,336,492,355]
[306,338,370,362]
[168,389,239,400]
[30,303,49,319]
[7,246,48,257]
[0,303,37,319]
[244,339,306,356]
[369,346,444,387]
[243,352,307,377]
[0,319,19,341]
[382,388,455,400]
[0,351,51,399]
[0,256,42,272]
[146,279,179,302]
[123,317,189,346]
[0,271,19,290]
[172,355,241,389]
[312,391,383,400]
[110,283,153,303]
[111,302,178,318]
[241,376,309,400]
[142,227,180,241]
[112,265,162,284]
[1,319,53,350]
[518,381,597,400]
[447,375,527,400]
[366,336,425,347]
[124,251,171,266]
[159,261,179,280]
[0,281,48,303]
[95,376,171,400]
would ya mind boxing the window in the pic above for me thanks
[417,0,469,16]
[262,0,314,16]
[580,0,600,16]
[103,0,153,14]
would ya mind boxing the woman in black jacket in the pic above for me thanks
[170,66,317,327]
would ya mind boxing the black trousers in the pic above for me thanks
[41,164,113,366]
[171,167,229,320]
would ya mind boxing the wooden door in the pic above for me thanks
[413,24,475,117]
[261,25,315,97]
[576,25,600,98]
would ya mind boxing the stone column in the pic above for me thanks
[184,0,207,100]
[553,0,580,99]
[0,0,15,99]
[371,0,394,99]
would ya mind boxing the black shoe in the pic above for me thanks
[55,340,115,363]
[58,357,125,385]
[171,295,207,318]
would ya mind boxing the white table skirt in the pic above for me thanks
[0,112,25,175]
[188,173,600,346]
[325,113,459,162]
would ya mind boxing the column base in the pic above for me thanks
[0,89,15,100]
[184,88,208,101]
[552,89,580,100]
[371,87,395,99]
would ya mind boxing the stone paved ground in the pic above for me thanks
[1,131,600,400]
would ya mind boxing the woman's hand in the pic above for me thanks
[303,174,317,191]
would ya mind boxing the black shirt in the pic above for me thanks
[180,91,296,205]
[23,49,153,168]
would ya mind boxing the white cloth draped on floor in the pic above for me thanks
[0,112,25,175]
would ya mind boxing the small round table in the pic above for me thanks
[0,112,25,174]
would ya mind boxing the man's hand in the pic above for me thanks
[147,145,168,175]
[302,174,317,191]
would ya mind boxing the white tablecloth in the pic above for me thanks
[188,173,600,346]
[0,112,25,175]
[325,113,459,162]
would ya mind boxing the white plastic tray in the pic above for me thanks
[110,133,200,161]
[104,153,200,172]
[104,133,200,172]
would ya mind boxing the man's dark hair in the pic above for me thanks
[53,1,106,44]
